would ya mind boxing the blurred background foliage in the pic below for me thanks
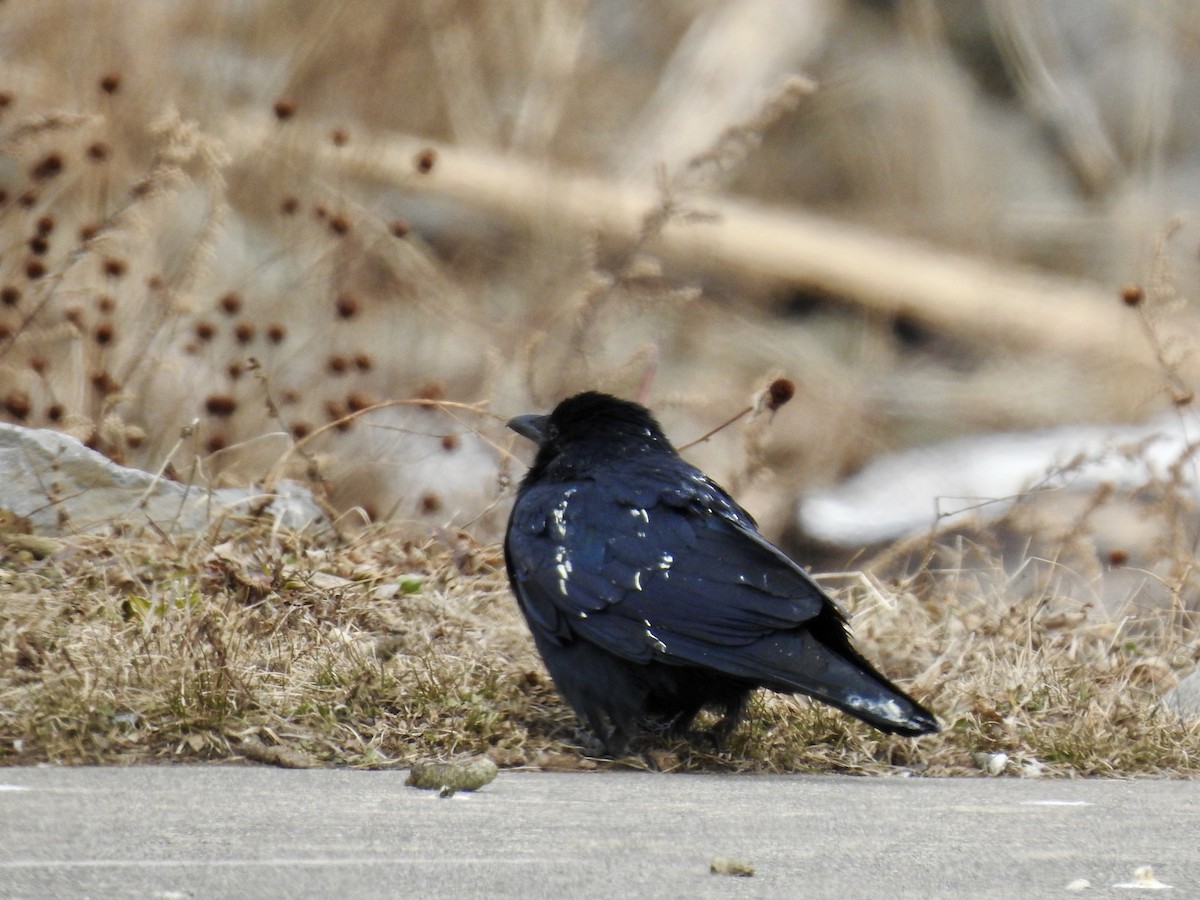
[1,0,1197,544]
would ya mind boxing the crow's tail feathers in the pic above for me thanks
[745,628,939,737]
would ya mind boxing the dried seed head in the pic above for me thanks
[64,306,84,328]
[24,258,46,279]
[30,153,64,181]
[415,380,444,402]
[219,292,242,315]
[420,492,442,514]
[767,377,795,411]
[335,294,358,318]
[1,286,21,306]
[280,196,299,216]
[325,400,352,431]
[96,294,115,314]
[86,141,111,162]
[46,403,63,422]
[29,355,46,374]
[331,128,349,146]
[280,389,301,404]
[234,322,255,344]
[204,394,237,417]
[99,73,122,94]
[273,98,295,121]
[28,235,49,255]
[290,420,312,439]
[0,91,12,108]
[354,352,372,371]
[36,215,54,235]
[195,320,215,342]
[103,257,127,278]
[90,370,118,394]
[1121,284,1143,307]
[3,390,31,420]
[266,323,286,344]
[227,362,243,380]
[346,392,373,412]
[205,434,228,454]
[414,147,437,174]
[18,188,37,208]
[329,213,350,236]
[79,222,100,242]
[93,322,114,345]
[327,355,348,374]
[441,433,459,452]
[389,219,410,238]
[1107,548,1129,566]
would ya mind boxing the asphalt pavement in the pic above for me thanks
[0,766,1194,899]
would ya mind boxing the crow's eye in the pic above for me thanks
[545,423,560,442]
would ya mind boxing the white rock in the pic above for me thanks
[797,417,1192,545]
[0,423,326,536]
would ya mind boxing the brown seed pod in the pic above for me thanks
[30,153,64,181]
[204,394,237,417]
[414,148,437,174]
[335,294,358,318]
[329,214,350,236]
[346,392,373,412]
[3,390,31,420]
[767,378,795,411]
[219,292,242,315]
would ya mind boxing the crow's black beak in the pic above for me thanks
[507,413,549,445]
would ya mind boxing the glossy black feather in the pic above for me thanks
[504,391,937,753]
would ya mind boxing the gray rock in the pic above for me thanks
[1163,670,1200,719]
[0,422,326,536]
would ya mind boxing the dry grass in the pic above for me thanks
[2,3,1200,776]
[2,507,1197,776]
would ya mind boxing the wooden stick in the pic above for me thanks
[224,117,1147,367]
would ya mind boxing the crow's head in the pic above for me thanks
[508,391,674,480]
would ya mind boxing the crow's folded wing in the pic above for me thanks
[505,461,839,668]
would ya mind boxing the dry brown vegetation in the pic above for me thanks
[2,2,1200,775]
[2,516,1197,776]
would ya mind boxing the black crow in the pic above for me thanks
[505,391,937,754]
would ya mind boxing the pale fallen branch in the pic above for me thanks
[224,116,1154,371]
